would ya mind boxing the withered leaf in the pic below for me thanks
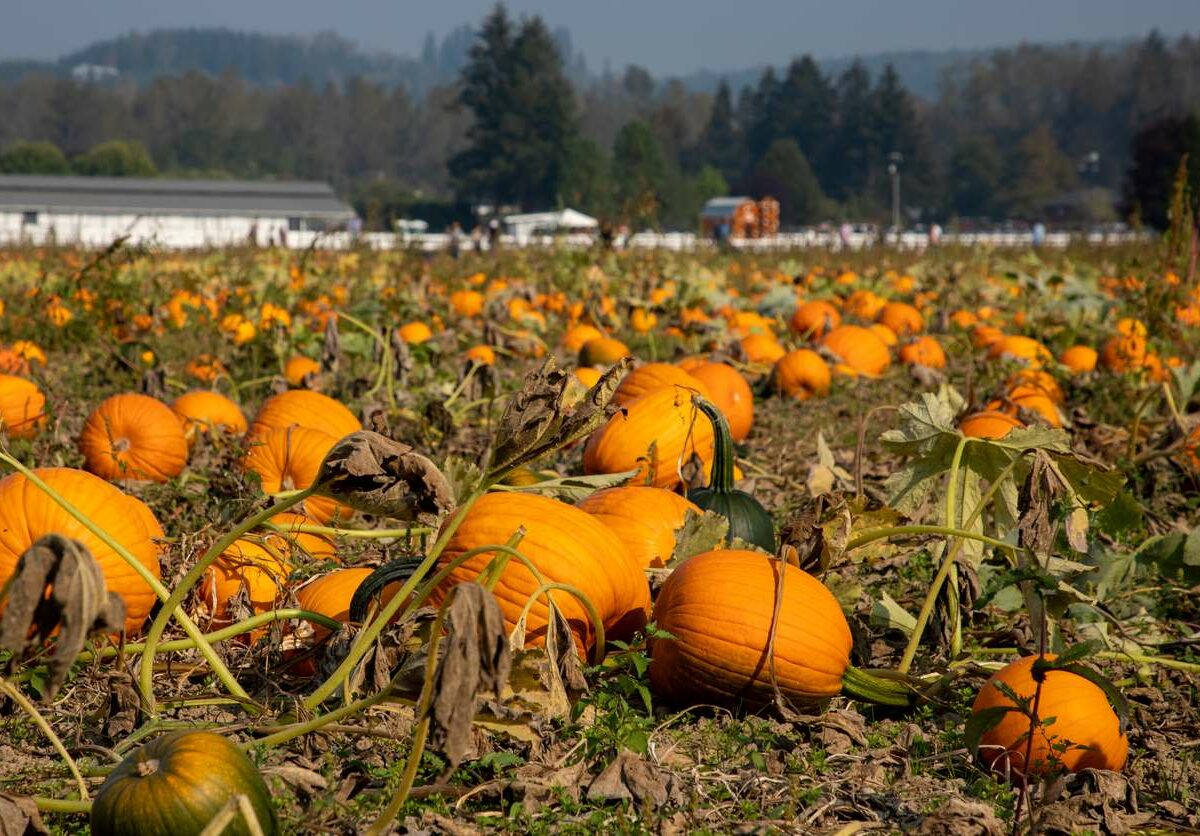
[0,534,124,702]
[488,356,632,480]
[668,510,729,567]
[425,583,512,770]
[321,315,340,375]
[587,750,670,805]
[314,431,455,521]
[0,793,49,836]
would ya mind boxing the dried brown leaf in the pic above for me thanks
[425,583,512,769]
[0,534,124,701]
[321,315,340,375]
[314,431,455,521]
[0,793,49,836]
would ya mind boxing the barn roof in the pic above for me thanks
[0,175,356,219]
[701,196,752,220]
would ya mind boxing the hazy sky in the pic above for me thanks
[5,0,1200,74]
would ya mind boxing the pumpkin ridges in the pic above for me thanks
[243,425,347,523]
[682,361,754,441]
[0,374,46,438]
[248,389,360,442]
[576,486,700,569]
[79,393,189,483]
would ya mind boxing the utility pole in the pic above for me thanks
[887,151,903,235]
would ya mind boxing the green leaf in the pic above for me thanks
[1094,491,1143,537]
[964,705,1018,757]
[1170,360,1200,405]
[668,510,730,566]
[1054,456,1124,505]
[870,592,917,637]
[504,469,640,502]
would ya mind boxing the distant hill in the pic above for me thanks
[0,26,1131,101]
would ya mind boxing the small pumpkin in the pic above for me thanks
[295,567,401,644]
[79,393,189,483]
[1100,333,1148,372]
[650,550,908,709]
[283,355,320,386]
[576,486,701,569]
[171,390,248,446]
[877,301,924,336]
[959,410,1024,439]
[578,336,630,367]
[562,323,606,353]
[1060,345,1097,374]
[398,321,433,344]
[197,538,292,637]
[772,349,831,400]
[971,654,1129,780]
[686,397,775,552]
[264,511,337,560]
[898,336,946,369]
[91,730,278,836]
[820,325,891,377]
[789,300,841,339]
[583,385,715,490]
[739,333,786,365]
[432,492,650,652]
[988,335,1052,368]
[0,373,46,439]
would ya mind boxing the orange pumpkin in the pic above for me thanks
[869,323,899,348]
[972,654,1128,779]
[197,538,292,636]
[1006,370,1064,403]
[579,337,630,367]
[265,511,337,560]
[433,492,650,651]
[243,426,347,523]
[877,302,924,336]
[988,335,1052,368]
[1100,334,1147,372]
[971,325,1006,350]
[682,361,755,441]
[562,324,605,353]
[583,385,715,490]
[0,468,161,634]
[398,321,433,344]
[294,567,400,643]
[576,486,701,569]
[959,410,1024,439]
[79,394,189,483]
[449,289,484,318]
[739,333,786,365]
[248,390,360,442]
[575,367,603,388]
[789,300,841,339]
[613,363,712,408]
[649,549,852,708]
[284,355,320,386]
[773,349,831,400]
[820,326,891,377]
[898,336,946,369]
[0,374,46,439]
[171,391,248,446]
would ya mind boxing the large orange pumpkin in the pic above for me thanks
[171,391,248,447]
[820,325,891,377]
[197,538,292,635]
[243,426,347,523]
[773,349,831,400]
[682,361,755,441]
[0,374,46,439]
[972,654,1129,779]
[79,393,189,483]
[650,549,852,708]
[579,337,630,367]
[0,468,161,634]
[583,385,715,490]
[576,486,701,569]
[248,390,360,443]
[612,363,712,408]
[433,492,650,652]
[877,302,924,336]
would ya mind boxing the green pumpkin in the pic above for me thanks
[91,731,279,836]
[687,397,776,552]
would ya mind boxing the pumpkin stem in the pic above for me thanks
[691,395,733,493]
[112,437,131,453]
[135,758,160,777]
[841,665,916,708]
[348,555,424,623]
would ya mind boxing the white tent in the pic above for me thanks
[503,208,598,241]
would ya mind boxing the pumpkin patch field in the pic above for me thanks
[2,241,1200,834]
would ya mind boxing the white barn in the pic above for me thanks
[0,175,357,249]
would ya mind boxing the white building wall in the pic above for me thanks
[0,211,294,248]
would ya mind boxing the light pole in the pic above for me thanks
[887,152,903,235]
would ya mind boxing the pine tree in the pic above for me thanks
[691,81,742,183]
[612,120,668,225]
[831,61,877,201]
[774,57,836,182]
[745,138,826,225]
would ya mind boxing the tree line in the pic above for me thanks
[1,6,1199,230]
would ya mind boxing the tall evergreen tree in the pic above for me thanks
[745,68,781,165]
[744,138,825,224]
[612,120,668,225]
[774,57,836,180]
[831,61,877,201]
[691,81,742,182]
[948,136,1003,218]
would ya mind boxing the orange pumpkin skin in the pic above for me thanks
[773,349,831,400]
[650,549,852,708]
[579,337,630,367]
[79,393,189,483]
[576,487,701,569]
[575,367,603,388]
[264,511,337,560]
[0,468,161,634]
[999,385,1064,428]
[869,323,899,348]
[1060,345,1097,374]
[988,335,1052,368]
[821,325,891,377]
[197,538,292,636]
[683,361,754,441]
[0,374,46,439]
[284,355,321,386]
[450,289,484,318]
[294,567,400,643]
[878,302,925,336]
[433,492,650,652]
[959,410,1024,439]
[739,333,786,365]
[583,385,715,490]
[1100,334,1148,372]
[243,426,347,523]
[171,391,248,446]
[562,324,605,353]
[1007,370,1064,403]
[789,300,841,339]
[613,363,712,408]
[248,390,360,443]
[972,654,1129,779]
[899,336,947,369]
[971,325,1006,350]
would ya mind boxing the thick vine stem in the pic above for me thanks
[139,486,317,715]
[0,676,90,799]
[34,798,92,814]
[846,525,1016,556]
[943,436,972,660]
[840,666,917,707]
[0,452,250,712]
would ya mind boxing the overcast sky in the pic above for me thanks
[5,0,1200,75]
